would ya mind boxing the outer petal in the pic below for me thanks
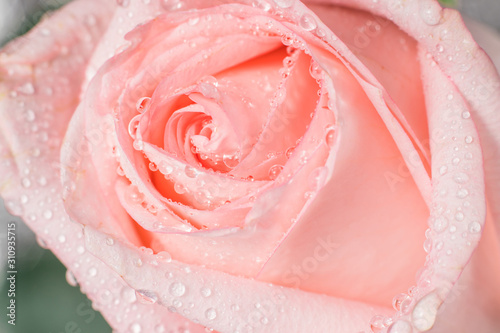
[0,1,206,332]
[85,225,392,333]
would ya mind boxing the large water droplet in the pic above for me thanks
[136,290,158,304]
[130,323,142,333]
[388,320,412,333]
[299,13,317,31]
[419,1,442,26]
[370,315,387,332]
[169,282,186,297]
[268,165,283,180]
[468,221,481,234]
[412,291,441,331]
[136,97,151,114]
[205,308,217,320]
[65,270,78,287]
[431,216,448,233]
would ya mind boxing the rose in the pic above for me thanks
[1,0,499,332]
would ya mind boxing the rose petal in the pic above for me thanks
[85,225,393,333]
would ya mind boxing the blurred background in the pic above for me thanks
[0,0,499,333]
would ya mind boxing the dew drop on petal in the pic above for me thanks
[419,2,442,26]
[268,165,283,180]
[136,290,158,304]
[169,282,186,297]
[65,270,78,287]
[392,293,410,311]
[201,287,212,298]
[273,0,294,8]
[412,292,441,331]
[157,251,172,262]
[43,209,53,220]
[438,165,447,176]
[432,216,448,233]
[468,221,481,234]
[299,13,317,31]
[453,172,469,184]
[370,315,387,332]
[223,154,240,168]
[106,238,115,246]
[325,126,336,147]
[130,323,142,333]
[88,267,97,277]
[205,308,217,320]
[388,320,412,333]
[456,188,469,198]
[136,97,151,114]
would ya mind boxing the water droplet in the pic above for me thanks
[58,234,66,243]
[18,82,35,95]
[154,324,165,333]
[134,258,143,267]
[106,238,115,246]
[159,162,174,175]
[65,270,78,287]
[453,172,469,184]
[157,251,172,262]
[205,308,217,320]
[464,136,473,144]
[169,282,186,297]
[431,216,448,233]
[21,178,31,188]
[468,221,481,234]
[268,165,283,180]
[136,290,158,304]
[188,17,200,26]
[26,109,36,122]
[462,111,471,119]
[43,209,53,220]
[392,293,410,311]
[452,157,461,165]
[128,115,141,139]
[136,97,151,113]
[299,13,317,31]
[423,239,432,253]
[410,292,440,331]
[185,165,198,178]
[449,225,457,233]
[88,267,97,277]
[370,315,387,332]
[388,320,412,333]
[456,188,469,198]
[455,211,465,221]
[223,154,240,168]
[133,140,144,151]
[438,165,448,176]
[130,323,142,333]
[126,186,144,205]
[325,126,336,147]
[201,287,212,297]
[174,183,186,194]
[116,0,130,6]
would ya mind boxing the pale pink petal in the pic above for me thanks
[258,47,429,306]
[85,225,393,333]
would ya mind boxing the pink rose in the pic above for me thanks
[1,0,499,332]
